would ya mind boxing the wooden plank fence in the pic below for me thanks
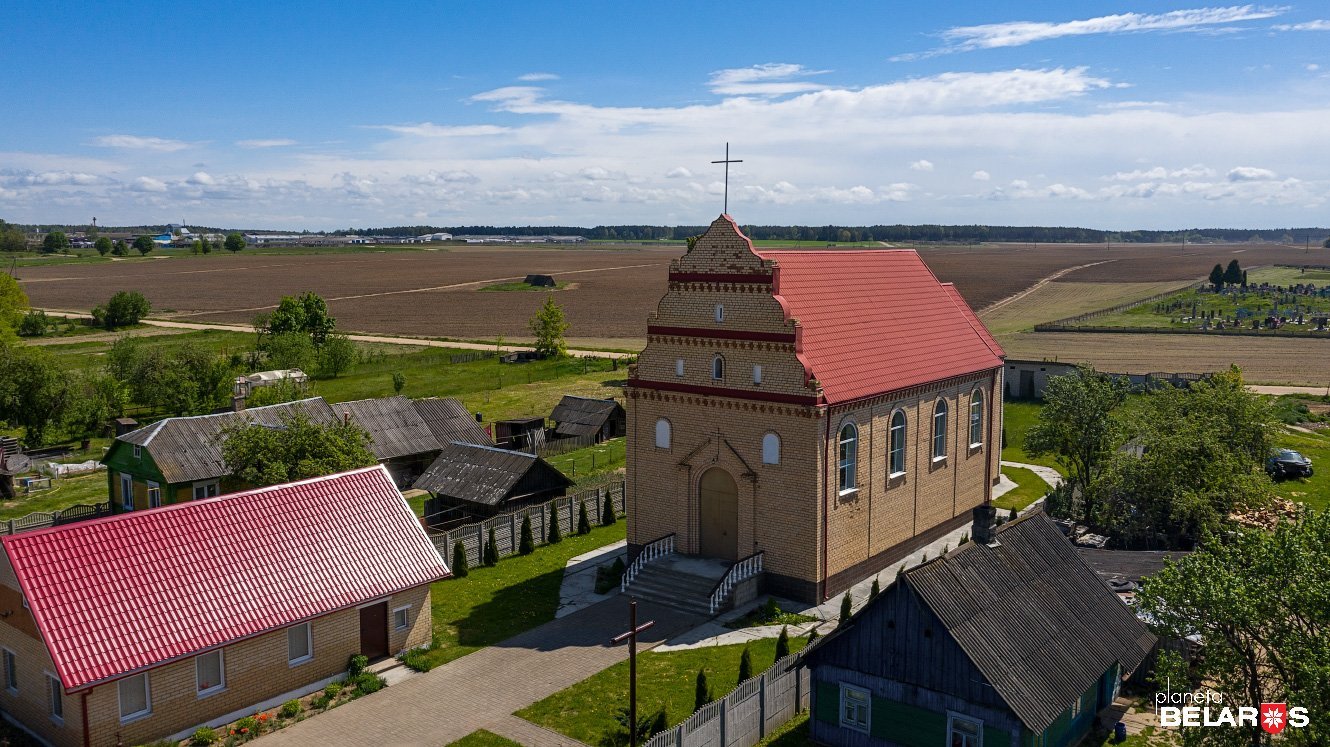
[644,653,810,747]
[1,502,113,536]
[431,481,625,568]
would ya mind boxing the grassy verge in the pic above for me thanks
[724,599,819,630]
[994,465,1051,512]
[479,281,570,292]
[404,522,626,671]
[1000,400,1059,470]
[758,712,814,746]
[517,636,807,746]
[445,730,523,747]
[1271,427,1330,511]
[546,438,626,485]
[0,472,110,520]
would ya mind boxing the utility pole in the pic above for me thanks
[611,599,656,747]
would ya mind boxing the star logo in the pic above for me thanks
[1260,703,1287,735]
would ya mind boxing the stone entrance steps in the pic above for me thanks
[624,556,732,617]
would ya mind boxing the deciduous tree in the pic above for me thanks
[41,231,70,254]
[94,237,112,256]
[529,294,569,358]
[132,235,155,255]
[219,410,375,488]
[0,344,73,446]
[0,273,28,343]
[224,232,246,253]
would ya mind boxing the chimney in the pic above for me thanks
[972,503,999,546]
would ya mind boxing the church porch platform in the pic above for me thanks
[622,555,733,617]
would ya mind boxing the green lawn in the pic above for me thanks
[1000,400,1059,470]
[1272,427,1330,511]
[546,438,626,484]
[479,281,570,292]
[724,599,819,630]
[445,730,523,747]
[994,465,1051,512]
[408,522,626,671]
[758,712,814,747]
[517,636,808,746]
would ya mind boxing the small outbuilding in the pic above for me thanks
[549,395,625,442]
[413,442,572,522]
[524,274,556,287]
[803,508,1156,747]
[493,416,547,449]
[334,396,442,487]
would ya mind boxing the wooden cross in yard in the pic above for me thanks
[711,143,743,215]
[611,599,657,747]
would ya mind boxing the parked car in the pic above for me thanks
[1267,449,1314,479]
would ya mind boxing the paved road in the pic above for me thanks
[255,596,699,747]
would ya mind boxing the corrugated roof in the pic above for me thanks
[413,442,571,507]
[903,514,1157,732]
[549,395,623,438]
[2,466,450,692]
[753,248,1005,404]
[335,396,440,460]
[412,398,492,446]
[117,398,340,484]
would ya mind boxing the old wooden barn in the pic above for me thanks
[413,442,572,523]
[549,395,625,443]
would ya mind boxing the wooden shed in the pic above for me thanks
[549,395,625,442]
[413,442,572,523]
[493,416,547,449]
[524,274,556,287]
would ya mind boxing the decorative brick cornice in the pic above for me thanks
[628,379,820,408]
[647,325,796,344]
[823,366,1002,412]
[667,272,773,284]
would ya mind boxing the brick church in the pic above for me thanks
[625,215,1005,602]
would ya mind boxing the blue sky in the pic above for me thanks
[4,2,1329,230]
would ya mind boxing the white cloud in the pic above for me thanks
[407,170,480,185]
[1307,63,1321,71]
[1227,166,1278,181]
[1108,165,1215,180]
[92,134,191,152]
[187,171,216,186]
[236,138,297,148]
[972,170,991,181]
[910,159,935,172]
[665,167,693,178]
[517,72,560,81]
[707,63,831,96]
[130,176,167,192]
[0,169,104,187]
[1274,20,1330,31]
[373,123,511,137]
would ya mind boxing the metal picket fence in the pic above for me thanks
[430,481,625,568]
[644,653,810,747]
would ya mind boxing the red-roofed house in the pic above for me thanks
[625,215,1004,603]
[0,465,448,747]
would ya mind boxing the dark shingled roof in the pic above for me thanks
[903,514,1156,732]
[117,398,339,484]
[412,442,571,507]
[412,398,491,446]
[1077,548,1190,584]
[549,395,623,438]
[334,396,440,461]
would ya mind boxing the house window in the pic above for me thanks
[3,649,16,692]
[146,482,161,509]
[753,365,762,385]
[120,473,133,511]
[192,481,219,500]
[288,622,312,665]
[838,423,858,493]
[839,683,870,733]
[393,605,411,631]
[933,400,949,460]
[132,445,141,459]
[654,419,671,449]
[969,390,984,447]
[47,675,62,722]
[1071,695,1082,719]
[714,304,724,322]
[117,673,151,722]
[196,650,224,696]
[762,433,780,465]
[712,355,725,380]
[947,713,982,747]
[675,358,684,377]
[889,410,906,476]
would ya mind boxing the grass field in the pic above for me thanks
[517,635,808,745]
[0,472,109,520]
[1271,427,1330,511]
[545,438,626,485]
[994,465,1052,512]
[1000,400,1059,470]
[979,280,1195,334]
[445,730,522,747]
[478,281,571,292]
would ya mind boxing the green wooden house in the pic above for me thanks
[803,508,1156,747]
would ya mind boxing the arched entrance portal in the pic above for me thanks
[698,467,738,561]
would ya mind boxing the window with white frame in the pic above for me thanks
[839,683,870,733]
[132,445,141,459]
[753,365,762,385]
[675,358,684,377]
[47,674,62,722]
[712,355,725,380]
[969,390,984,447]
[889,410,907,476]
[762,433,780,465]
[838,423,858,493]
[287,622,312,664]
[192,481,219,500]
[117,673,150,722]
[146,482,161,508]
[1070,695,1082,719]
[933,400,949,460]
[654,419,671,449]
[393,605,411,630]
[3,649,15,692]
[195,650,224,696]
[947,713,982,747]
[120,473,134,511]
[714,304,725,322]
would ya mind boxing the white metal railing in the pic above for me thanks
[709,551,764,614]
[621,533,676,592]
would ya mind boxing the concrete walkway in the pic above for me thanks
[1000,460,1063,490]
[255,597,699,747]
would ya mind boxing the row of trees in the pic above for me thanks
[26,231,248,256]
[1208,259,1247,290]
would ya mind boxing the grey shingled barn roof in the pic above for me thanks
[333,396,440,461]
[549,395,623,438]
[411,398,491,446]
[412,442,571,507]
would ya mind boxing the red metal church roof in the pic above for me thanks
[754,249,1005,404]
[2,466,449,692]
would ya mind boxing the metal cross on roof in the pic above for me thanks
[711,143,743,215]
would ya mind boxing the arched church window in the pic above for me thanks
[712,355,725,380]
[655,418,671,449]
[762,432,780,465]
[838,423,858,492]
[969,390,984,447]
[933,400,949,460]
[889,410,906,475]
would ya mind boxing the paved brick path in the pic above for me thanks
[255,597,699,747]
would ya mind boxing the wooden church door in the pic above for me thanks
[699,467,738,560]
